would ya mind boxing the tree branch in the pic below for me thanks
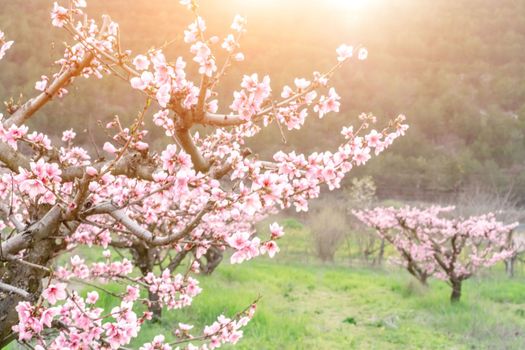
[175,128,210,173]
[0,205,62,257]
[0,281,31,299]
[86,202,211,246]
[4,52,95,127]
[0,141,31,173]
[61,153,157,182]
[0,203,24,232]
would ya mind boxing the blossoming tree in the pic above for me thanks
[354,206,518,302]
[0,1,407,348]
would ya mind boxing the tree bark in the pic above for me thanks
[0,234,60,347]
[201,247,223,275]
[131,243,162,322]
[505,257,515,278]
[376,238,385,266]
[450,280,462,302]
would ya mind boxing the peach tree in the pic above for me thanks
[354,206,517,302]
[0,1,407,348]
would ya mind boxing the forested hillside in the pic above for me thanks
[1,0,524,201]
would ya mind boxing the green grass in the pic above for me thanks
[6,258,525,349]
[6,218,525,349]
[126,260,525,349]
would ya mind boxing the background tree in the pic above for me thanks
[354,206,517,301]
[309,204,347,263]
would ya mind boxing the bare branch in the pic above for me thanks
[0,281,31,299]
[86,202,211,246]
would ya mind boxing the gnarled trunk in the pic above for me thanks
[0,236,61,347]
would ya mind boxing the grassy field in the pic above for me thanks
[6,216,525,349]
[129,259,525,350]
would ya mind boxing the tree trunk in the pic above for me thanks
[420,274,428,287]
[147,289,162,323]
[0,238,59,347]
[505,257,515,278]
[131,243,162,322]
[450,280,462,303]
[376,238,385,266]
[201,247,223,275]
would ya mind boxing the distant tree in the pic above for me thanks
[345,176,385,264]
[354,206,517,302]
[309,204,347,262]
[0,1,407,348]
[455,186,525,277]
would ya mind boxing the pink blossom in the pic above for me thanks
[336,44,353,61]
[231,15,247,32]
[61,129,76,142]
[269,222,285,239]
[51,2,68,27]
[132,55,150,71]
[0,31,14,60]
[86,291,99,304]
[103,142,117,154]
[35,75,49,91]
[42,283,67,305]
[260,241,279,258]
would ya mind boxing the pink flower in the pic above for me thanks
[124,285,139,302]
[222,34,236,52]
[51,2,68,27]
[180,0,192,10]
[42,283,67,305]
[86,291,99,304]
[260,241,279,258]
[61,129,76,142]
[130,71,154,90]
[35,76,49,92]
[234,52,245,62]
[269,222,284,239]
[179,323,194,331]
[132,55,150,71]
[336,44,353,62]
[86,166,98,176]
[103,142,117,154]
[135,141,149,151]
[226,231,250,250]
[231,15,247,32]
[0,40,13,60]
[156,83,171,107]
[0,31,14,61]
[365,129,382,148]
[314,88,340,118]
